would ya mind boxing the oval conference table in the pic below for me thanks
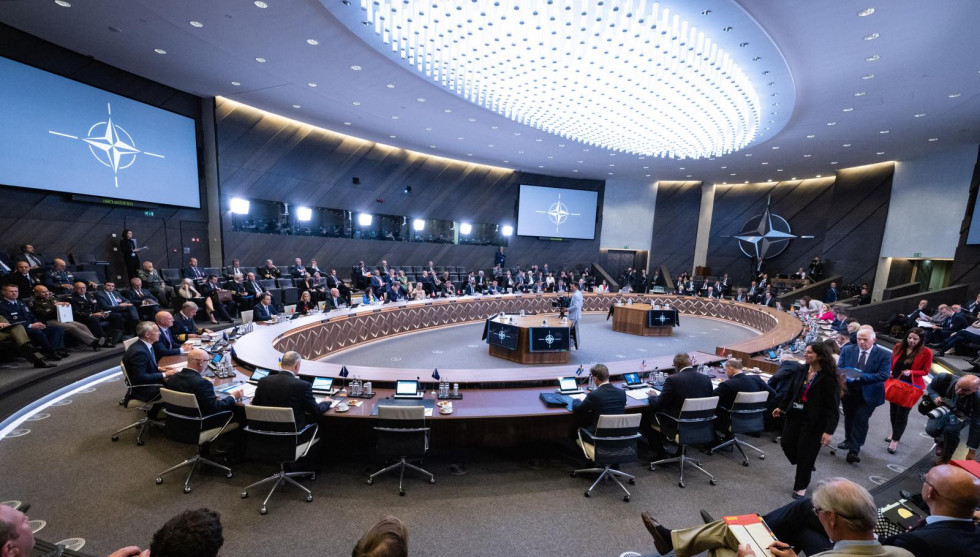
[221,292,801,446]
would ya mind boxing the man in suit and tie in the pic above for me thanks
[306,258,324,277]
[153,311,189,359]
[837,325,891,463]
[222,259,245,281]
[252,351,330,430]
[123,277,160,321]
[712,359,775,436]
[70,281,122,346]
[760,289,777,307]
[95,281,140,334]
[289,258,307,279]
[572,364,626,432]
[243,271,264,299]
[15,244,44,273]
[326,269,351,305]
[567,282,584,332]
[253,293,279,323]
[166,348,242,418]
[0,251,15,276]
[173,301,210,342]
[122,321,180,407]
[182,257,207,286]
[0,284,68,360]
[824,282,839,304]
[644,353,713,459]
[325,288,345,310]
[3,261,37,299]
[965,293,980,316]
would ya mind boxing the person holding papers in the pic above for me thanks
[836,326,891,463]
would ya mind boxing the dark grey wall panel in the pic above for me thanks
[215,99,605,273]
[949,146,980,294]
[649,181,702,277]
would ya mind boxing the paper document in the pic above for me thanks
[241,384,257,399]
[424,408,433,417]
[569,393,586,401]
[722,515,777,557]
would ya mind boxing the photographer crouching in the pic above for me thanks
[924,373,980,464]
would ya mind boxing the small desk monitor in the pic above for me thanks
[623,372,646,389]
[394,379,422,398]
[311,377,335,394]
[557,376,583,394]
[248,368,271,385]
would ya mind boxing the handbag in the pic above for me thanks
[216,288,233,302]
[884,378,922,409]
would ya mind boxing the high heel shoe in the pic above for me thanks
[792,490,806,499]
[209,314,218,324]
[887,440,898,454]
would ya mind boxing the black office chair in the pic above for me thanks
[240,405,318,514]
[572,413,642,502]
[366,405,434,495]
[155,388,236,493]
[111,358,164,446]
[707,391,770,466]
[649,396,719,488]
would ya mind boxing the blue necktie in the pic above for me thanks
[147,343,157,367]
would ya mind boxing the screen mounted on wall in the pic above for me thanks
[516,184,598,240]
[0,57,200,208]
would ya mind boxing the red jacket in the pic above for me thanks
[890,346,932,389]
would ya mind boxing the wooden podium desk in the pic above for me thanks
[487,314,572,365]
[611,303,678,336]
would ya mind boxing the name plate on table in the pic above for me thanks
[648,309,679,328]
[487,321,519,351]
[528,327,570,352]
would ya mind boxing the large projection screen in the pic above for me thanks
[516,184,598,239]
[0,57,200,208]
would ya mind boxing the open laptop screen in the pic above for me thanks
[558,377,578,392]
[312,377,334,392]
[249,368,271,382]
[623,372,641,385]
[395,380,419,396]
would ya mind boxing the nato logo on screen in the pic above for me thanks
[516,184,598,240]
[0,56,200,208]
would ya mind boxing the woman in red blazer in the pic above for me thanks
[886,327,932,453]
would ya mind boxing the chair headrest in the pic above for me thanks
[159,388,199,409]
[680,396,720,412]
[733,391,770,404]
[245,404,296,425]
[378,405,424,420]
[596,413,641,429]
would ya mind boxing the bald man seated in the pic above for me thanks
[165,348,242,417]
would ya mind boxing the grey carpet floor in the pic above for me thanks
[321,314,758,369]
[0,368,941,556]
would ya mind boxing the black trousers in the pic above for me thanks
[889,402,913,441]
[842,392,877,453]
[762,496,832,557]
[781,414,823,492]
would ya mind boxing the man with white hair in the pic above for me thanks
[836,325,891,463]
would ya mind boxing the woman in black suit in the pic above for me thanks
[119,228,142,281]
[772,341,840,498]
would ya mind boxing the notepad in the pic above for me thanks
[722,515,777,557]
[627,388,653,401]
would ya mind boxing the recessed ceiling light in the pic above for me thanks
[352,101,361,106]
[343,122,351,126]
[777,169,784,172]
[389,135,396,138]
[831,161,838,165]
[914,113,926,118]
[416,98,426,102]
[306,39,319,45]
[254,1,268,8]
[559,144,565,147]
[863,33,879,40]
[424,127,432,131]
[854,91,866,97]
[308,82,317,87]
[842,107,854,112]
[876,151,885,155]
[721,166,728,169]
[443,109,452,113]
[948,93,962,98]
[647,175,653,178]
[858,8,875,16]
[350,65,362,71]
[54,0,71,6]
[430,145,437,148]
[843,143,852,147]
[806,134,815,138]
[862,73,875,80]
[816,175,822,178]
[468,118,476,122]
[928,138,939,142]
[745,153,753,156]
[879,130,889,134]
[255,57,266,63]
[457,137,464,140]
[827,122,837,126]
[771,146,780,150]
[386,83,395,89]
[865,54,880,62]
[189,21,204,28]
[513,132,521,136]
[154,48,167,55]
[391,116,399,120]
[609,164,615,167]
[292,104,301,109]
[608,172,614,175]
[761,162,769,165]
[230,81,241,86]
[804,154,812,158]
[108,26,122,32]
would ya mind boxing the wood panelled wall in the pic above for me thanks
[0,24,210,278]
[707,178,836,285]
[950,146,980,294]
[215,99,605,274]
[648,181,702,277]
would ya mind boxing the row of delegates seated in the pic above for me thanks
[637,466,980,557]
[0,244,46,277]
[175,277,236,324]
[225,257,353,307]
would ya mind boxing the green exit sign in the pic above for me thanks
[143,211,155,217]
[913,252,921,257]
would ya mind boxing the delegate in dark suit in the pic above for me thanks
[153,326,183,359]
[645,366,712,456]
[166,368,238,417]
[94,289,140,332]
[713,371,775,433]
[775,362,840,492]
[172,312,203,341]
[837,340,891,457]
[122,339,165,404]
[3,272,37,299]
[883,520,980,557]
[252,372,330,429]
[572,382,626,431]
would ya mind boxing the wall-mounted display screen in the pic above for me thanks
[0,57,200,208]
[516,184,598,239]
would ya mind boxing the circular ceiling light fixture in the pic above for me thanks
[327,0,793,160]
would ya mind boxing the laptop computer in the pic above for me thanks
[622,372,647,389]
[247,368,272,385]
[310,377,337,395]
[556,376,583,395]
[393,379,423,399]
[207,352,223,369]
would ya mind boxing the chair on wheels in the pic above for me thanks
[649,396,719,488]
[571,413,642,502]
[154,388,236,493]
[240,405,318,514]
[707,391,770,466]
[366,405,434,495]
[110,361,164,446]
